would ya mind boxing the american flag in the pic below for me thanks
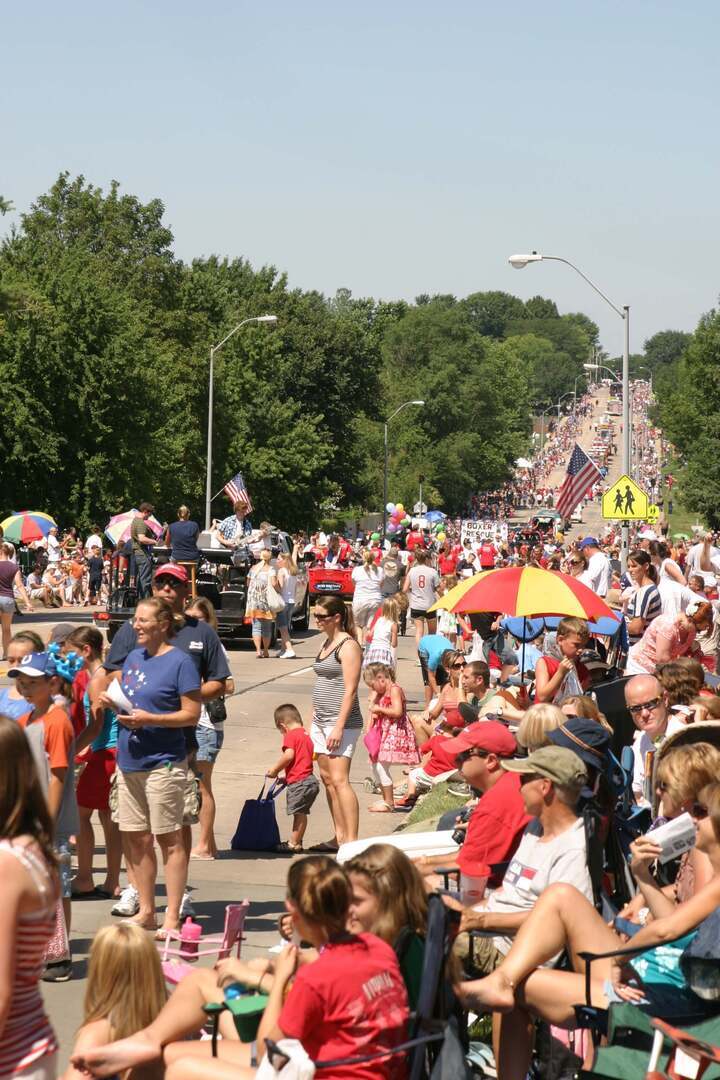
[555,444,601,520]
[223,471,253,512]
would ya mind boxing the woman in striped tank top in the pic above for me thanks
[310,597,363,849]
[0,716,59,1080]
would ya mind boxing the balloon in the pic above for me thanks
[395,503,404,513]
[437,531,446,541]
[386,502,396,513]
[371,532,380,541]
[387,522,397,534]
[402,516,411,526]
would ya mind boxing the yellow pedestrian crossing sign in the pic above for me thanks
[602,475,651,520]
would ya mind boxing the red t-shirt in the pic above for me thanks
[279,933,408,1080]
[420,734,457,776]
[438,553,457,575]
[478,543,497,569]
[458,771,530,885]
[406,531,425,552]
[283,727,315,785]
[69,668,91,737]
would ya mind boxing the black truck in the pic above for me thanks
[95,528,309,643]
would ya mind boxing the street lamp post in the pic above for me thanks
[510,251,631,569]
[205,314,278,529]
[382,401,425,539]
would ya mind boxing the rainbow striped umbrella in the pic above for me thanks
[0,511,58,544]
[429,565,618,622]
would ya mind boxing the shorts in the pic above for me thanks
[602,979,710,1016]
[183,772,200,824]
[252,617,274,637]
[353,602,379,629]
[55,835,73,900]
[0,595,15,613]
[76,747,117,811]
[286,775,320,816]
[275,601,295,630]
[13,1052,58,1080]
[418,652,449,688]
[311,719,359,759]
[410,608,436,622]
[117,761,187,834]
[196,724,224,763]
[455,929,504,976]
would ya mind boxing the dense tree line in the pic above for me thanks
[1,175,600,529]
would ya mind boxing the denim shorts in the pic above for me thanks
[55,835,73,899]
[252,617,274,637]
[0,595,16,614]
[196,724,224,763]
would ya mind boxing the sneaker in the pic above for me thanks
[179,890,195,918]
[447,781,472,799]
[274,649,284,658]
[111,885,139,917]
[281,650,297,659]
[42,958,72,982]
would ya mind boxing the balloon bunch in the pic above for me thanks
[385,502,411,535]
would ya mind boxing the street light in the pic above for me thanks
[383,401,425,538]
[509,251,631,569]
[205,314,278,529]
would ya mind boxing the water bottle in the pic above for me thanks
[179,915,202,960]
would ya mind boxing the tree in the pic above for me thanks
[643,329,692,374]
[459,291,525,339]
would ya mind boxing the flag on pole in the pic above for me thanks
[223,471,253,513]
[555,444,601,520]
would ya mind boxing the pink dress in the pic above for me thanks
[376,689,421,765]
[627,613,696,674]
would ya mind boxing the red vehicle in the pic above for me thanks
[308,564,355,601]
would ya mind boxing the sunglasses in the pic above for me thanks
[314,612,334,621]
[154,577,183,588]
[452,662,466,670]
[628,697,662,716]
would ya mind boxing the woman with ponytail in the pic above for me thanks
[310,597,363,850]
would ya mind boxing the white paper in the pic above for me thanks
[646,812,696,865]
[106,679,134,716]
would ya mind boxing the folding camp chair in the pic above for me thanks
[157,900,250,985]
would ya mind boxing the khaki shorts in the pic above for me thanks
[454,929,504,977]
[117,761,187,835]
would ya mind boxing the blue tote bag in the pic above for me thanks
[231,779,286,852]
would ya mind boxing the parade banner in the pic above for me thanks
[461,519,508,545]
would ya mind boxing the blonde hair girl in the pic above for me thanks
[65,923,167,1080]
[362,595,399,671]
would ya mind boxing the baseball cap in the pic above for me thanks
[153,563,189,584]
[48,622,79,645]
[501,745,587,788]
[443,720,517,759]
[8,652,58,678]
[547,718,610,772]
[577,537,599,550]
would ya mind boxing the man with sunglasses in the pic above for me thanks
[625,674,686,806]
[415,723,529,887]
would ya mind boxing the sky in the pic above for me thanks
[3,0,719,353]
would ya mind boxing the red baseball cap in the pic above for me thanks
[443,720,517,759]
[153,563,189,584]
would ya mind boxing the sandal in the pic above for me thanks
[275,841,299,855]
[309,840,340,853]
[368,801,395,813]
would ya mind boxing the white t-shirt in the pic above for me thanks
[632,715,687,804]
[370,615,394,649]
[84,533,104,554]
[277,568,297,604]
[47,535,61,563]
[685,543,720,578]
[406,565,440,611]
[486,818,592,958]
[586,550,611,596]
[658,580,704,618]
[351,565,384,606]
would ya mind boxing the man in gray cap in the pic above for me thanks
[456,746,593,970]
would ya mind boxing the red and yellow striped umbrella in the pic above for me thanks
[429,565,618,623]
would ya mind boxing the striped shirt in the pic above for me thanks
[626,583,662,644]
[0,840,58,1075]
[312,637,363,730]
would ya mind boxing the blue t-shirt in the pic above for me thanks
[117,647,200,771]
[0,687,33,722]
[418,634,454,673]
[168,520,201,562]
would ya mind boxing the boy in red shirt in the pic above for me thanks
[267,704,320,853]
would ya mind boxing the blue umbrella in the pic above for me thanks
[425,510,446,522]
[543,614,621,637]
[501,616,545,642]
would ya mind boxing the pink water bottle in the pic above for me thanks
[179,916,202,960]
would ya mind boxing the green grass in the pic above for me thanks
[398,780,466,831]
[663,459,705,537]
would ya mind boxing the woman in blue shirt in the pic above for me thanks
[103,596,201,936]
[165,506,201,564]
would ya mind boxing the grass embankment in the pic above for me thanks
[398,781,466,832]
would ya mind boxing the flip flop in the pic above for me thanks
[309,841,340,853]
[71,886,113,900]
[190,852,216,861]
